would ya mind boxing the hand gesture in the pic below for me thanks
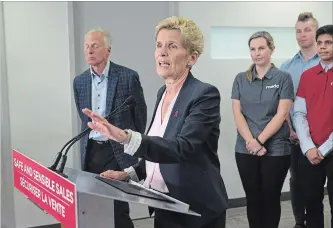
[306,148,324,165]
[246,138,263,155]
[256,147,267,156]
[82,108,126,143]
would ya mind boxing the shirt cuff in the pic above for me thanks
[300,140,316,155]
[318,133,333,157]
[123,166,139,182]
[124,130,142,156]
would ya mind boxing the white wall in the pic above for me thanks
[2,2,77,227]
[0,1,16,227]
[178,1,333,198]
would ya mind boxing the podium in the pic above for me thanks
[12,149,200,228]
[63,167,200,228]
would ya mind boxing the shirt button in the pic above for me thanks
[98,107,100,109]
[98,94,100,97]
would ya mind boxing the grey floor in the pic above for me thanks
[133,196,331,228]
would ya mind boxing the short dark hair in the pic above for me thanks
[316,25,333,41]
[297,12,318,29]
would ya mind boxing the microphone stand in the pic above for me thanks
[53,105,131,178]
[50,129,91,178]
[49,128,90,171]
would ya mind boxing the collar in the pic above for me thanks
[295,50,318,61]
[316,61,333,74]
[320,61,333,71]
[90,60,110,79]
[251,64,276,81]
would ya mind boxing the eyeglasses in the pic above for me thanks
[317,40,333,46]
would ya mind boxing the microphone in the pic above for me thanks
[49,129,90,171]
[52,96,136,177]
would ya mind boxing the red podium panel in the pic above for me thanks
[12,149,77,228]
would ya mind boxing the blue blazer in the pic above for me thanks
[73,61,147,169]
[132,72,228,226]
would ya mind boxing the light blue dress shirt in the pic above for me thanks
[280,51,320,129]
[292,61,333,156]
[280,51,320,97]
[89,61,110,141]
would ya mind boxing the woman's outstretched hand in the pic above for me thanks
[82,108,127,143]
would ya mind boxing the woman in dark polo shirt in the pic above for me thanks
[231,31,294,228]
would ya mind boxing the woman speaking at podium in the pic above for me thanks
[82,16,228,228]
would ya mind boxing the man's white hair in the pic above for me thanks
[86,28,112,48]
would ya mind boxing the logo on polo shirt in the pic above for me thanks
[266,84,279,89]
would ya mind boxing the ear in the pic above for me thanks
[106,47,111,59]
[188,51,199,67]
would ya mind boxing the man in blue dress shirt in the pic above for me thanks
[73,28,147,228]
[280,12,320,228]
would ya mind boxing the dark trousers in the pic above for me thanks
[236,153,290,228]
[290,144,306,225]
[299,152,333,228]
[154,209,226,228]
[85,139,134,228]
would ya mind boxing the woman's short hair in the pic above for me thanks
[155,16,204,56]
